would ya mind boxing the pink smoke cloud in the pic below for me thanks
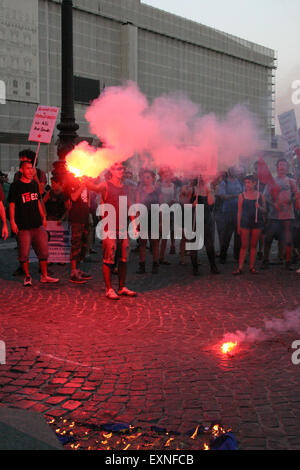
[79,81,265,177]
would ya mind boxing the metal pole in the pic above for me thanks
[54,0,79,181]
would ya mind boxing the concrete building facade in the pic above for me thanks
[0,0,277,176]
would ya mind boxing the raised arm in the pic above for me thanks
[85,179,107,197]
[70,183,86,202]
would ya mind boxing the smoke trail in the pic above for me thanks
[82,81,265,176]
[221,308,300,345]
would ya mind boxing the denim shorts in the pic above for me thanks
[18,227,48,263]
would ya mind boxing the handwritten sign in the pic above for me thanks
[28,105,59,144]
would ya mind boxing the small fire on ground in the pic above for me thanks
[221,341,238,355]
[47,417,233,451]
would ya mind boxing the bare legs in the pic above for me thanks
[238,228,261,271]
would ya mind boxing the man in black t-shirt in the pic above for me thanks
[8,161,59,286]
[13,149,47,276]
[66,179,92,284]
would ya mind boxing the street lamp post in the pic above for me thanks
[53,0,79,181]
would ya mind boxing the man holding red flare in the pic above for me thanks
[85,162,137,300]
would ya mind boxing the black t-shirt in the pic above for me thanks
[8,180,42,230]
[44,190,67,220]
[68,186,90,224]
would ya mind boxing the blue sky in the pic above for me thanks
[142,0,300,131]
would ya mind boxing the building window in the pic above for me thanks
[74,76,100,104]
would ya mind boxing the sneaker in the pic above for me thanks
[24,275,32,287]
[106,288,120,300]
[78,270,92,280]
[69,273,87,284]
[117,287,137,297]
[39,267,55,276]
[40,275,59,284]
[232,268,243,275]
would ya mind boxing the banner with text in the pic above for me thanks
[29,221,71,264]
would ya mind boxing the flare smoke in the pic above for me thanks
[221,309,300,345]
[72,81,266,177]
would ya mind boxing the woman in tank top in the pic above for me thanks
[233,174,266,275]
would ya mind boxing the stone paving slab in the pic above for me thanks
[0,238,300,450]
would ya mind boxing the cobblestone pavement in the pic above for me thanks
[0,238,300,450]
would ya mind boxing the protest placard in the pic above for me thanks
[29,221,71,264]
[28,106,59,144]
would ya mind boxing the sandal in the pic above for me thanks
[232,268,243,275]
[249,267,259,274]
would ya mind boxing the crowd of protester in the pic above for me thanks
[0,149,300,298]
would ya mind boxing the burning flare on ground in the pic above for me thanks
[221,341,237,355]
